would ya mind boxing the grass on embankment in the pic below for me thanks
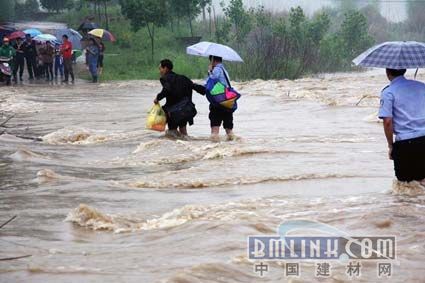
[47,7,213,81]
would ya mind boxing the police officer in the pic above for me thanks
[378,68,425,185]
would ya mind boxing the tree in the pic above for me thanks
[40,0,70,13]
[0,0,15,21]
[339,10,374,65]
[15,0,39,19]
[120,0,167,61]
[223,0,252,44]
[85,0,102,22]
[169,0,203,37]
[199,0,211,22]
[99,0,111,30]
[406,1,425,36]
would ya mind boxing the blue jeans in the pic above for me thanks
[88,60,98,78]
[54,56,63,77]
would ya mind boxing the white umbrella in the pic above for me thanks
[186,41,243,62]
[55,28,82,49]
[33,34,58,43]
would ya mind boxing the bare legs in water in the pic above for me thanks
[211,126,235,142]
[166,126,188,139]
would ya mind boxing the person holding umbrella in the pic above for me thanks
[186,41,243,141]
[54,42,64,79]
[60,34,74,83]
[353,41,425,186]
[207,55,235,141]
[85,38,99,83]
[12,37,25,82]
[22,34,37,80]
[378,69,425,186]
[39,41,54,81]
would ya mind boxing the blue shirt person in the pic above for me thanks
[378,68,425,184]
[85,38,99,83]
[207,62,230,87]
[206,56,235,141]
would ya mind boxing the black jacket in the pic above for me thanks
[156,72,205,110]
[22,40,37,58]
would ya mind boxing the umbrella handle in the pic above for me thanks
[414,68,419,79]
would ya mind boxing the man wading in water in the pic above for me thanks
[379,68,425,186]
[154,59,205,138]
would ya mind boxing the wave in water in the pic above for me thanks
[104,140,301,168]
[234,76,383,106]
[128,173,354,189]
[363,111,382,123]
[66,203,210,233]
[0,91,44,113]
[66,198,287,233]
[36,168,72,183]
[42,127,143,145]
[392,179,425,196]
[9,148,49,162]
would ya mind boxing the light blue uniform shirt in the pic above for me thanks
[378,76,425,141]
[207,63,230,87]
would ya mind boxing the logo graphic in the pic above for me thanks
[247,220,396,279]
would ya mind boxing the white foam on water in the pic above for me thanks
[9,148,48,162]
[128,173,354,189]
[42,127,143,145]
[392,179,425,196]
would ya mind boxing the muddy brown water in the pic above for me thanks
[0,70,424,282]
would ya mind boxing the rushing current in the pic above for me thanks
[0,70,424,282]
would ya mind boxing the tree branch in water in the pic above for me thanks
[0,114,15,128]
[0,255,32,261]
[0,215,17,229]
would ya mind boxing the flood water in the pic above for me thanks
[0,70,424,282]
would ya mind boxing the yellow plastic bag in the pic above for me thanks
[146,104,167,132]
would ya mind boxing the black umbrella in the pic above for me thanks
[77,22,99,32]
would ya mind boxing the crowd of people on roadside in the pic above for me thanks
[0,33,105,84]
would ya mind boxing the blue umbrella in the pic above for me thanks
[353,41,425,69]
[55,28,82,49]
[23,28,42,38]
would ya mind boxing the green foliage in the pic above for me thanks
[215,18,231,43]
[170,0,202,36]
[40,0,70,13]
[406,1,425,37]
[338,10,374,67]
[119,0,166,32]
[0,0,15,21]
[222,0,252,43]
[119,0,167,60]
[102,3,375,81]
[46,2,413,81]
[15,0,40,20]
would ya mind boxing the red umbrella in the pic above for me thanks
[8,31,26,40]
